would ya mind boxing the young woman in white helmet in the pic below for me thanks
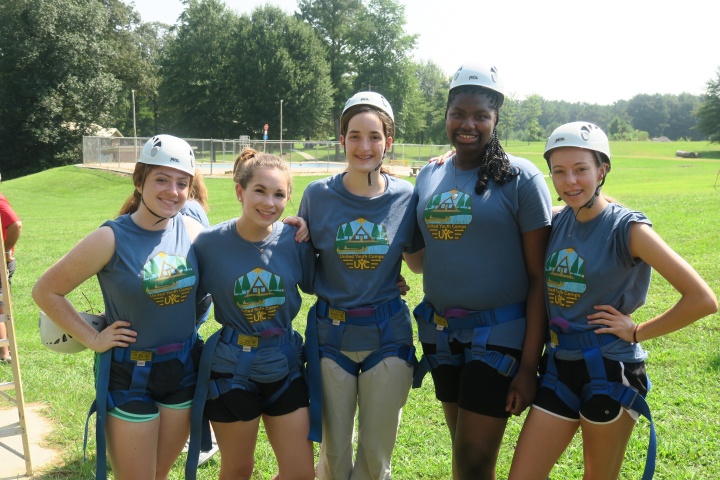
[33,135,206,480]
[508,122,717,479]
[299,91,418,480]
[405,62,552,479]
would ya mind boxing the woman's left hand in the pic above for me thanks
[396,274,410,296]
[505,368,537,416]
[587,304,635,342]
[283,216,310,242]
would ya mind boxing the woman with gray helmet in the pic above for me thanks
[299,91,418,480]
[33,135,206,480]
[406,62,552,479]
[508,122,717,479]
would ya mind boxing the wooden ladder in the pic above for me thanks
[0,217,33,476]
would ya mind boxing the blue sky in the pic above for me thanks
[129,0,719,105]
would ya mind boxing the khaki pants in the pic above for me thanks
[316,353,413,480]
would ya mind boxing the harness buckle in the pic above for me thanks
[433,313,448,330]
[328,307,346,325]
[130,350,153,365]
[238,335,259,352]
[550,330,559,347]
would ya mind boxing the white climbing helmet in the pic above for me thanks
[342,91,394,122]
[449,63,505,107]
[39,311,107,354]
[544,122,611,170]
[138,135,196,176]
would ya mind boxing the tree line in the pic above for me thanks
[1,0,718,179]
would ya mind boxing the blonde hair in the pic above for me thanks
[232,147,292,194]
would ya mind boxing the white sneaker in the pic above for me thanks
[198,432,219,466]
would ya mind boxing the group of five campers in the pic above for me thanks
[32,63,718,479]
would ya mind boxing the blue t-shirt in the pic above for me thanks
[194,220,315,381]
[98,214,199,349]
[413,154,552,349]
[545,203,651,362]
[299,173,416,351]
[180,199,210,228]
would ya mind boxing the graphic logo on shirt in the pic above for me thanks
[423,190,472,240]
[545,248,587,308]
[334,218,389,270]
[143,252,196,307]
[234,267,286,323]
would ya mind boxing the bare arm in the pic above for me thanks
[506,226,551,415]
[402,248,425,274]
[181,214,205,241]
[588,222,717,342]
[3,220,21,262]
[32,227,137,352]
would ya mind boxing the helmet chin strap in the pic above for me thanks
[368,149,387,186]
[574,166,607,219]
[140,195,174,225]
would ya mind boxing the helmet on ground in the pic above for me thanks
[342,91,394,122]
[544,122,611,170]
[138,135,196,176]
[449,63,504,107]
[39,311,106,354]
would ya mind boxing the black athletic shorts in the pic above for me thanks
[534,354,648,423]
[205,375,309,422]
[422,340,521,419]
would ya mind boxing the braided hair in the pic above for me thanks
[446,85,518,195]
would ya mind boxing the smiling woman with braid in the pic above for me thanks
[406,62,552,480]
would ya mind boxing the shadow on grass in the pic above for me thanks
[33,456,96,479]
[695,150,720,159]
[709,354,720,371]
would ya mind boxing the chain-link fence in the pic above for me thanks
[82,137,451,175]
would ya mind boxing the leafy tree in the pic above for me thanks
[227,6,333,140]
[499,95,520,144]
[663,93,702,140]
[351,0,418,137]
[0,0,121,178]
[695,68,720,143]
[296,0,362,132]
[159,0,238,138]
[608,116,636,140]
[627,94,670,138]
[522,95,544,142]
[413,60,449,144]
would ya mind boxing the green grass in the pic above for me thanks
[1,140,720,479]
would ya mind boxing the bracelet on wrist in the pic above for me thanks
[632,324,639,344]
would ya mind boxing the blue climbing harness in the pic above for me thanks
[84,332,198,480]
[412,300,525,388]
[304,297,417,444]
[185,326,303,479]
[541,329,656,480]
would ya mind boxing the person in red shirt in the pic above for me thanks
[1,192,22,363]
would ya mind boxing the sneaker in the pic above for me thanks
[198,432,219,466]
[182,431,219,466]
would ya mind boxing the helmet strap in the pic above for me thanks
[140,196,173,226]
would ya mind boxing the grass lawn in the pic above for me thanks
[1,140,719,479]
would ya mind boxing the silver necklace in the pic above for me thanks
[238,224,273,254]
[453,158,477,195]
